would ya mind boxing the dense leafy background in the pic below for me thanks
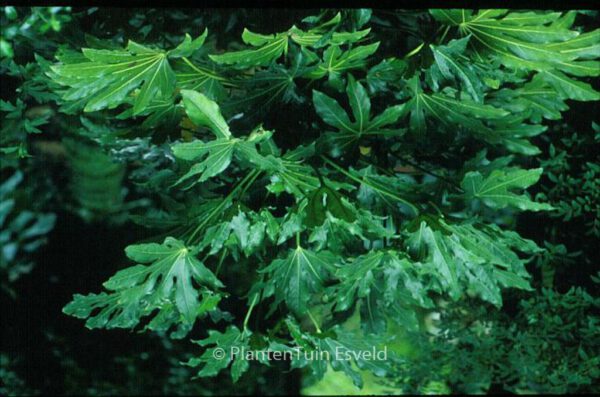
[1,7,598,395]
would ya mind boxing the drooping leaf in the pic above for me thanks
[63,237,223,337]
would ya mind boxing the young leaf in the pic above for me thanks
[180,89,232,139]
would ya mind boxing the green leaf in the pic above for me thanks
[169,30,208,58]
[539,70,600,101]
[406,219,536,306]
[50,40,181,115]
[175,60,228,101]
[346,74,371,132]
[444,9,596,80]
[171,139,236,185]
[180,89,232,139]
[305,185,356,227]
[462,168,555,211]
[289,24,371,47]
[304,42,380,81]
[351,166,418,214]
[281,319,390,388]
[313,89,355,132]
[186,326,252,382]
[313,77,405,156]
[209,30,288,69]
[63,237,223,337]
[260,246,337,315]
[429,36,483,101]
[366,57,407,92]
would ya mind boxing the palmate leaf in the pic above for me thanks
[403,75,547,154]
[172,138,237,185]
[116,97,181,128]
[186,326,252,382]
[489,76,569,123]
[406,219,538,306]
[220,46,308,119]
[49,33,207,115]
[289,11,372,48]
[308,206,393,254]
[174,59,228,101]
[254,144,320,199]
[170,90,236,185]
[210,29,289,69]
[171,90,275,186]
[197,209,278,258]
[351,166,420,215]
[539,70,600,101]
[462,167,555,211]
[303,42,380,86]
[313,75,405,156]
[431,9,600,79]
[305,185,356,228]
[428,36,484,102]
[289,25,371,48]
[405,75,508,133]
[169,30,209,58]
[366,57,408,92]
[209,15,372,70]
[332,250,427,333]
[275,318,391,389]
[260,245,338,315]
[63,237,224,338]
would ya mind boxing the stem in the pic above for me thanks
[214,249,227,277]
[185,170,261,245]
[181,56,225,81]
[398,156,464,192]
[438,25,451,45]
[306,309,322,334]
[405,41,425,59]
[236,169,262,201]
[181,56,237,88]
[296,232,301,248]
[428,200,444,217]
[243,293,259,331]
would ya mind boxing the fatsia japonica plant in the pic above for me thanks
[40,8,598,390]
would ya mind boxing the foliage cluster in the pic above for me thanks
[1,7,598,395]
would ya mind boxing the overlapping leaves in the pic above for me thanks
[52,8,600,391]
[63,237,223,338]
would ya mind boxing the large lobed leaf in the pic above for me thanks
[63,237,223,338]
